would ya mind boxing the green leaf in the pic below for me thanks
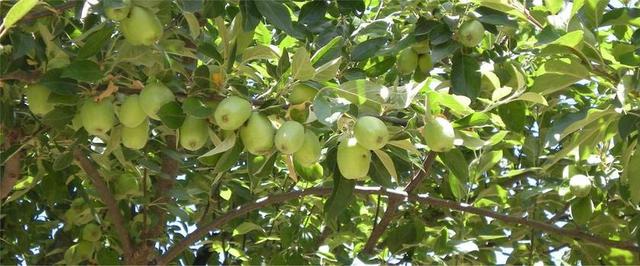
[472,150,502,180]
[351,37,387,61]
[61,60,103,82]
[199,132,236,158]
[475,0,527,21]
[372,149,397,181]
[369,155,393,188]
[311,36,344,66]
[183,12,201,39]
[440,150,469,183]
[454,113,491,128]
[291,47,315,81]
[545,0,563,14]
[324,174,355,229]
[78,24,114,59]
[515,92,548,106]
[601,8,640,27]
[232,222,264,236]
[53,152,74,171]
[254,0,301,39]
[213,139,243,173]
[337,79,388,106]
[157,102,185,129]
[313,57,342,82]
[530,57,589,95]
[42,107,75,129]
[312,88,349,126]
[451,52,481,99]
[198,43,223,64]
[2,0,39,29]
[182,97,212,118]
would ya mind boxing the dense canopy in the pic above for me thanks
[1,0,640,265]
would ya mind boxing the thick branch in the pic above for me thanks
[73,148,134,264]
[362,151,437,253]
[157,186,640,265]
[0,128,22,200]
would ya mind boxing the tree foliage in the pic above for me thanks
[1,0,640,264]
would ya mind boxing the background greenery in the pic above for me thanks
[1,0,640,265]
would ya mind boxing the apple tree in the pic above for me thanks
[1,0,640,264]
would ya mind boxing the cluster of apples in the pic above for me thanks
[396,18,486,77]
[24,77,460,181]
[103,0,163,46]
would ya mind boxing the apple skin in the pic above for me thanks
[293,131,322,166]
[569,174,591,197]
[423,116,455,152]
[337,138,371,180]
[80,98,115,136]
[121,119,149,150]
[104,0,131,21]
[24,84,55,116]
[458,20,485,47]
[179,115,209,151]
[119,94,147,128]
[214,96,252,130]
[354,116,389,150]
[397,49,419,75]
[120,5,162,46]
[139,81,175,120]
[275,121,305,154]
[82,223,102,242]
[240,112,275,155]
[289,83,318,105]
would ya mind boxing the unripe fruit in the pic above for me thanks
[24,84,55,116]
[139,81,175,120]
[297,162,324,181]
[121,119,149,150]
[120,6,162,46]
[354,116,389,150]
[293,131,322,166]
[80,98,115,136]
[75,241,94,261]
[289,83,318,105]
[397,49,419,75]
[458,20,485,47]
[275,121,305,154]
[214,96,252,130]
[240,112,275,155]
[82,223,102,242]
[571,197,593,225]
[423,116,455,152]
[418,54,433,73]
[411,40,430,54]
[119,95,147,127]
[569,174,591,197]
[104,0,131,21]
[337,138,371,179]
[179,116,209,151]
[114,173,140,198]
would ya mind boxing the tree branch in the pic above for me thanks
[362,151,437,253]
[0,128,22,200]
[73,148,134,264]
[22,2,78,23]
[144,135,179,240]
[156,185,640,265]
